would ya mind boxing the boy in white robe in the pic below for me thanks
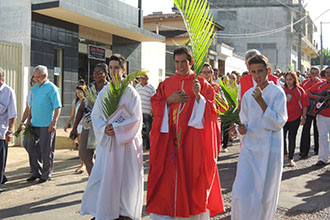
[81,54,144,220]
[231,54,288,220]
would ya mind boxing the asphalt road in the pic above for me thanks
[0,127,329,220]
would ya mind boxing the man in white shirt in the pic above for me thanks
[0,67,17,193]
[135,74,156,149]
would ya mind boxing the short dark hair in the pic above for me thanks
[173,46,193,63]
[109,54,126,69]
[95,63,109,73]
[248,54,269,69]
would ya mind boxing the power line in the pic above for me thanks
[217,15,307,38]
[275,0,304,14]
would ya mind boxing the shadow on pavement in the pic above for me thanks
[286,168,330,216]
[0,190,83,219]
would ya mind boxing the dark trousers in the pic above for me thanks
[79,128,95,175]
[300,115,319,157]
[283,117,301,160]
[143,113,153,148]
[29,127,56,180]
[0,140,8,185]
[222,124,230,149]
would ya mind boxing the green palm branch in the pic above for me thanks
[216,78,240,128]
[173,0,216,77]
[102,70,147,119]
[84,85,98,109]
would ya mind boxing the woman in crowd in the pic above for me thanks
[64,85,86,174]
[283,71,309,167]
[200,63,227,153]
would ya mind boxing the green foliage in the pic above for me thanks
[84,85,98,109]
[312,48,330,66]
[102,70,147,119]
[13,124,34,139]
[173,0,216,77]
[216,78,240,128]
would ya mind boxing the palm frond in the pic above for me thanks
[173,0,216,77]
[216,78,240,127]
[84,85,98,108]
[102,70,147,119]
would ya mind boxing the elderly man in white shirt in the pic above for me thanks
[0,67,17,193]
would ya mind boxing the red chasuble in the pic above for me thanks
[146,73,225,217]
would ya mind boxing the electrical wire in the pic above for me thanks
[217,15,307,38]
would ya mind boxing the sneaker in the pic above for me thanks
[221,148,228,153]
[299,155,308,160]
[315,160,326,166]
[288,160,295,167]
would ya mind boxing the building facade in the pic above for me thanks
[143,12,246,77]
[0,0,164,133]
[209,0,318,73]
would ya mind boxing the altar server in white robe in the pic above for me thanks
[231,54,287,220]
[81,54,143,220]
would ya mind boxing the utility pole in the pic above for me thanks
[297,0,302,72]
[320,21,323,70]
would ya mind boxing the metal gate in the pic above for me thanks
[0,41,23,145]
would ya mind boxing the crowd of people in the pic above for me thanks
[0,46,329,220]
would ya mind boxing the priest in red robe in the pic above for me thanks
[146,46,225,219]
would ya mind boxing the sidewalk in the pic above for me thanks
[1,132,329,219]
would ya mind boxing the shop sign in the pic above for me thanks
[88,45,106,61]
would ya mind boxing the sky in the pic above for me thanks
[140,0,330,50]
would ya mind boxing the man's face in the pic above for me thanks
[93,66,107,83]
[33,70,47,86]
[325,68,330,82]
[109,60,123,83]
[250,63,268,87]
[310,69,319,81]
[139,75,148,85]
[174,53,192,77]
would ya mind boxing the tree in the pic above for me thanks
[312,48,330,66]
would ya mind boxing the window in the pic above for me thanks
[54,48,63,101]
[217,10,237,20]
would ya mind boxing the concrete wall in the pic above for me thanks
[112,35,141,74]
[32,0,140,27]
[225,55,246,74]
[212,6,292,71]
[0,0,31,126]
[141,42,166,89]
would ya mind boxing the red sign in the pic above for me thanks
[88,45,106,61]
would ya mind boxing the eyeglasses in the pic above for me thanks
[140,77,148,80]
[93,71,105,75]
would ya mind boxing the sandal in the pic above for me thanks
[288,160,295,167]
[75,167,86,174]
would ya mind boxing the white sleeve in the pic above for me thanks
[261,91,288,131]
[160,104,169,133]
[188,94,206,129]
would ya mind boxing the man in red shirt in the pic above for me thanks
[307,66,330,166]
[299,67,322,159]
[239,49,281,102]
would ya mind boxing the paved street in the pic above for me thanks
[0,127,329,220]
